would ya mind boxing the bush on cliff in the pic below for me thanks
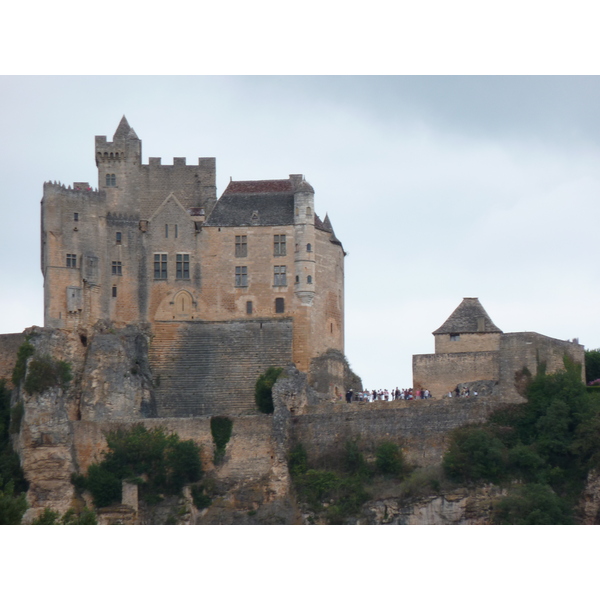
[210,416,233,464]
[23,356,72,395]
[442,358,600,522]
[0,475,27,525]
[32,506,98,525]
[11,340,34,387]
[81,425,203,508]
[585,349,600,384]
[255,367,282,414]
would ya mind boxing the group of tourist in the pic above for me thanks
[344,388,432,403]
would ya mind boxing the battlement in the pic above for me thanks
[43,181,100,194]
[145,156,216,168]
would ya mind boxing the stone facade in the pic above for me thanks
[413,297,585,400]
[40,117,348,413]
[0,332,25,382]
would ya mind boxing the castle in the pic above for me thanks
[39,117,349,415]
[413,297,585,400]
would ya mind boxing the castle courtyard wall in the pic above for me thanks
[413,351,499,399]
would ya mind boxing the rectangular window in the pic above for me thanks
[450,334,460,342]
[235,266,248,287]
[154,253,168,279]
[175,224,178,239]
[246,301,253,315]
[275,297,285,313]
[235,235,247,257]
[112,286,117,298]
[176,254,190,279]
[274,265,287,286]
[274,234,286,256]
[116,231,122,244]
[74,213,79,222]
[66,254,77,268]
[111,261,122,275]
[165,224,169,238]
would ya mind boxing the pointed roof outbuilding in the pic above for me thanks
[433,298,503,335]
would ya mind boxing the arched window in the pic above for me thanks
[306,206,312,216]
[105,173,116,187]
[306,243,312,252]
[307,275,312,284]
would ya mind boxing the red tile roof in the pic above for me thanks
[223,180,293,194]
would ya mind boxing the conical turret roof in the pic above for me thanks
[114,116,139,140]
[433,298,503,335]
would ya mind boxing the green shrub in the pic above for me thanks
[397,466,444,499]
[11,341,34,387]
[288,443,308,477]
[23,356,72,395]
[443,426,507,484]
[9,402,24,435]
[375,441,407,478]
[211,416,233,463]
[81,425,203,508]
[0,476,28,525]
[343,440,370,478]
[585,349,600,384]
[492,483,573,525]
[32,507,98,525]
[255,367,282,414]
[190,483,212,509]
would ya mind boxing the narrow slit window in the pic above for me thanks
[246,301,253,315]
[116,231,122,244]
[112,286,117,298]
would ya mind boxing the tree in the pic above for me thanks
[0,476,27,525]
[255,367,282,414]
[585,349,600,384]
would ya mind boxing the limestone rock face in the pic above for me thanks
[358,486,506,525]
[79,326,156,421]
[12,324,156,521]
[579,470,600,525]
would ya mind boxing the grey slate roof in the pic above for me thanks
[433,298,503,335]
[205,188,295,227]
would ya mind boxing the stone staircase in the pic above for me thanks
[149,319,293,417]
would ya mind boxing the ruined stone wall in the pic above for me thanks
[413,351,499,399]
[497,332,585,401]
[0,332,25,382]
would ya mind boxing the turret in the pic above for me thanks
[95,116,142,211]
[292,175,316,305]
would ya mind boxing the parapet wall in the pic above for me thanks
[413,351,499,399]
[286,397,506,467]
[0,332,25,383]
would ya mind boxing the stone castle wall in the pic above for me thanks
[286,398,499,467]
[149,319,294,417]
[413,351,499,399]
[0,332,25,382]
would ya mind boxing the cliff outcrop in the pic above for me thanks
[7,325,533,524]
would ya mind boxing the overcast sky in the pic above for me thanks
[1,76,599,388]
